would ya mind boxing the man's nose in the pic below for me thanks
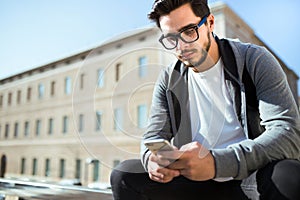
[176,39,188,51]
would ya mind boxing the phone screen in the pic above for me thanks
[144,139,174,153]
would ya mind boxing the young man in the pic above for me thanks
[110,0,300,199]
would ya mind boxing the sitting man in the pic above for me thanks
[110,0,300,199]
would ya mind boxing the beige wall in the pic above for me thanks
[0,27,175,185]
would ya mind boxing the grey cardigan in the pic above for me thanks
[141,37,300,180]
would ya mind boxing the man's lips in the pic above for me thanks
[179,50,196,60]
[182,52,194,59]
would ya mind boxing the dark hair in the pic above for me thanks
[148,0,210,28]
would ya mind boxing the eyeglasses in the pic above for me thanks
[159,15,208,50]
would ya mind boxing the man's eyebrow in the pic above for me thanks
[162,23,197,37]
[178,23,197,32]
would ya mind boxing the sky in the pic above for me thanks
[1,0,300,92]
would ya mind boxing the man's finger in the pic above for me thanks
[158,150,185,160]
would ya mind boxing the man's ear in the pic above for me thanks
[207,14,215,30]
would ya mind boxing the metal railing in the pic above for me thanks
[0,178,113,200]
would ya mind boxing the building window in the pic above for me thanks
[97,69,104,88]
[48,118,53,135]
[93,160,100,181]
[78,114,84,133]
[62,116,68,134]
[17,90,21,104]
[45,158,50,177]
[139,56,147,77]
[21,158,26,174]
[0,95,3,107]
[59,159,65,178]
[114,108,123,131]
[38,83,45,99]
[95,111,102,131]
[138,104,148,129]
[80,73,85,89]
[75,159,81,179]
[51,81,55,96]
[27,87,31,101]
[65,77,72,95]
[35,120,41,136]
[5,124,9,139]
[24,121,30,137]
[115,63,121,82]
[32,158,37,175]
[14,122,19,138]
[8,92,12,105]
[113,160,120,168]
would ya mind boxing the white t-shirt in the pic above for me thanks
[188,58,246,181]
[188,58,246,149]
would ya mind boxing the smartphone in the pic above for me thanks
[144,139,174,154]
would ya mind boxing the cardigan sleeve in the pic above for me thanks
[212,44,300,179]
[140,66,174,171]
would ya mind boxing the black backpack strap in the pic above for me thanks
[242,54,264,139]
[242,65,258,109]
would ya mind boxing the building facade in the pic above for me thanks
[0,2,298,185]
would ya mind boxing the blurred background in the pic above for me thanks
[0,0,299,198]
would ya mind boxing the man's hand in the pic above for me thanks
[160,141,216,181]
[147,152,180,183]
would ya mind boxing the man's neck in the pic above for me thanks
[192,39,220,73]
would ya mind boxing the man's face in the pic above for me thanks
[159,3,212,69]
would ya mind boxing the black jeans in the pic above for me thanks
[110,159,300,200]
